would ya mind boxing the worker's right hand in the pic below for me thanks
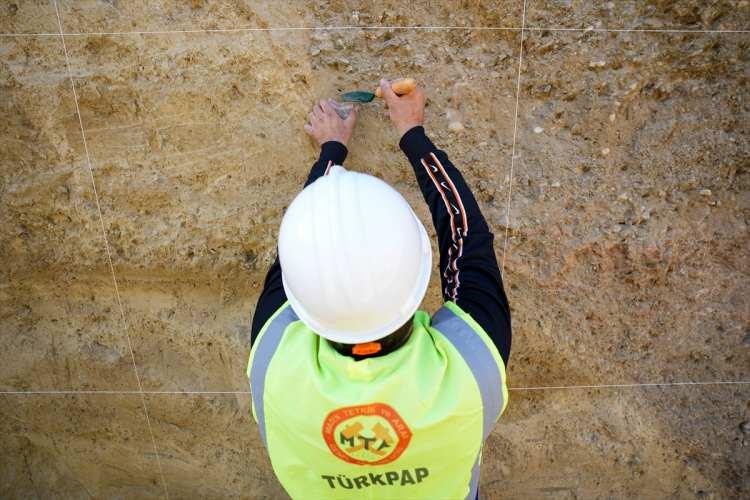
[379,78,425,138]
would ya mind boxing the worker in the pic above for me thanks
[247,79,511,499]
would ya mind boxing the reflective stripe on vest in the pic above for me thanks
[432,305,504,500]
[249,305,299,448]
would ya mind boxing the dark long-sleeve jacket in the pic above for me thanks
[250,126,511,364]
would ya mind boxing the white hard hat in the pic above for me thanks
[278,165,432,344]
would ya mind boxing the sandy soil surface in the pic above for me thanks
[1,1,749,498]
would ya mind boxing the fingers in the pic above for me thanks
[343,104,358,125]
[416,88,427,106]
[323,99,338,117]
[379,78,399,106]
[303,123,313,135]
[321,99,331,115]
[313,101,326,121]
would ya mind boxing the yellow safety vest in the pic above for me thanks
[248,301,508,499]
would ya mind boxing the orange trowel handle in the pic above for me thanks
[374,78,417,98]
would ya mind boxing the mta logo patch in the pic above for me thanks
[322,403,412,465]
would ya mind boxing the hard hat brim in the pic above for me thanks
[282,209,432,344]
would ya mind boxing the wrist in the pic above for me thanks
[321,134,350,147]
[399,126,435,162]
[319,140,348,165]
[396,121,423,137]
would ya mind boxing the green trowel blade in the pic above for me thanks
[341,91,375,103]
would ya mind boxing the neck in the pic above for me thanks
[329,318,414,360]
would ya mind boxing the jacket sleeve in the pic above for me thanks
[249,141,348,347]
[399,126,511,365]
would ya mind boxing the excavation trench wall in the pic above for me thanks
[1,1,749,498]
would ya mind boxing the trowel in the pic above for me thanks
[330,78,417,119]
[341,78,417,103]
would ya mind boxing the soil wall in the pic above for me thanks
[1,1,748,498]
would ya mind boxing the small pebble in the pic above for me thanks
[740,421,750,434]
[448,121,465,132]
[618,193,630,201]
[551,181,561,188]
[699,189,712,197]
[609,113,616,122]
[589,60,606,68]
[534,126,544,134]
[602,147,611,156]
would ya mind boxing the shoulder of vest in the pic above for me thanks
[431,302,508,434]
[247,302,300,448]
[253,302,298,346]
[247,302,299,389]
[433,302,505,369]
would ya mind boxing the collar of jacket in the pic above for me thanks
[328,318,414,360]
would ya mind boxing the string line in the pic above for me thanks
[2,380,749,395]
[52,2,169,498]
[1,26,748,37]
[501,0,527,273]
[510,380,750,391]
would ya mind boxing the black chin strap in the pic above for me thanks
[329,319,414,360]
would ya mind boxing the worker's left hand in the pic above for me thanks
[304,99,357,147]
